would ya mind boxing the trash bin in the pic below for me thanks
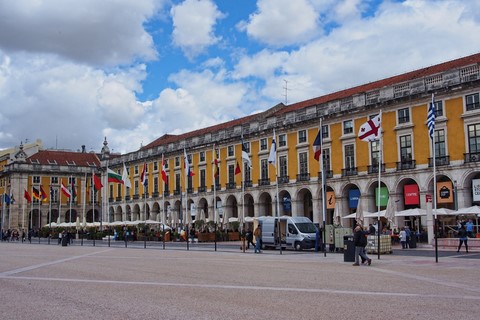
[61,235,68,247]
[343,235,355,262]
[409,235,417,248]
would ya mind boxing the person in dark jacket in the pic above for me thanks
[353,225,371,266]
[457,224,468,253]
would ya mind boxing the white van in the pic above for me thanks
[257,216,318,250]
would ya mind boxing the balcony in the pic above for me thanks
[428,156,450,167]
[396,160,416,170]
[163,190,170,197]
[133,194,139,200]
[243,180,252,188]
[278,176,289,184]
[187,188,194,194]
[317,170,333,180]
[142,193,149,199]
[109,197,114,203]
[296,173,310,182]
[125,195,131,201]
[226,182,236,190]
[174,190,181,196]
[342,167,358,177]
[152,192,159,198]
[211,184,221,191]
[198,186,207,193]
[464,152,480,163]
[115,196,122,202]
[258,178,270,186]
[367,164,386,174]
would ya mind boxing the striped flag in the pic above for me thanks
[268,131,277,166]
[313,130,322,161]
[427,94,436,140]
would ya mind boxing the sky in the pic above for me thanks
[0,0,479,154]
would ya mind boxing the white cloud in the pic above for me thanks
[239,0,319,46]
[0,0,159,66]
[171,0,224,59]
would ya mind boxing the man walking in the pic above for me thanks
[254,225,262,253]
[353,225,371,266]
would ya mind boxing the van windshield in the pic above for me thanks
[296,223,317,233]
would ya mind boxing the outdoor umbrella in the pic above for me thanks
[355,196,364,226]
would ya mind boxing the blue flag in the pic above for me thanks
[427,94,436,140]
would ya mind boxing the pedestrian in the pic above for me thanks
[465,219,474,238]
[254,225,262,253]
[189,227,196,243]
[368,224,376,235]
[245,228,255,249]
[456,224,468,253]
[353,225,371,266]
[399,227,407,249]
[405,226,411,248]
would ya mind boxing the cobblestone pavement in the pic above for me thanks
[0,242,478,320]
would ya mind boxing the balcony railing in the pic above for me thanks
[187,188,194,194]
[109,197,114,203]
[152,192,159,198]
[367,164,386,174]
[198,186,207,193]
[317,170,333,180]
[211,184,221,191]
[163,190,170,197]
[464,152,480,163]
[396,160,416,170]
[125,195,131,201]
[342,167,358,177]
[278,175,289,184]
[258,178,270,186]
[428,156,450,167]
[226,182,236,190]
[296,173,310,182]
[174,190,181,196]
[115,196,122,202]
[133,194,139,200]
[243,180,252,188]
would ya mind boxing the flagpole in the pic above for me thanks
[144,163,147,249]
[319,119,327,257]
[273,129,282,255]
[213,145,218,251]
[30,187,33,231]
[83,173,86,230]
[49,185,52,230]
[241,145,246,253]
[431,94,438,263]
[183,149,189,250]
[377,110,383,260]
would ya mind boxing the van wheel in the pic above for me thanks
[294,242,302,251]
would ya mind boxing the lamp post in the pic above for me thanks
[453,180,458,211]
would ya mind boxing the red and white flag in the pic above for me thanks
[161,154,168,183]
[358,114,381,142]
[61,180,71,198]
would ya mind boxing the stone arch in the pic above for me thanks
[244,193,254,218]
[64,209,77,223]
[278,190,292,217]
[125,205,132,221]
[198,197,209,220]
[258,192,273,216]
[152,202,160,221]
[295,188,313,220]
[115,205,123,221]
[132,204,141,221]
[224,194,238,221]
[86,209,100,223]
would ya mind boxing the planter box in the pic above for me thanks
[228,232,240,241]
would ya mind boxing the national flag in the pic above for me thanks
[183,149,194,177]
[427,94,436,140]
[50,186,54,199]
[10,195,15,205]
[122,163,132,188]
[61,181,71,198]
[32,187,41,200]
[313,130,322,161]
[108,168,124,184]
[268,132,277,166]
[24,189,31,203]
[40,185,48,201]
[3,193,11,205]
[241,139,251,167]
[140,162,148,186]
[213,145,219,178]
[358,114,382,142]
[235,161,241,175]
[93,174,103,191]
[161,155,168,184]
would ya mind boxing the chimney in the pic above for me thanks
[82,145,86,153]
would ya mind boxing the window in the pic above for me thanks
[33,176,40,184]
[321,125,329,139]
[298,130,307,143]
[200,169,206,187]
[260,138,268,151]
[51,188,58,203]
[66,160,76,165]
[433,100,443,117]
[322,148,331,172]
[175,157,180,167]
[299,152,308,174]
[466,93,480,111]
[371,141,381,166]
[47,160,57,165]
[279,156,288,177]
[228,164,235,183]
[279,134,287,147]
[434,129,446,158]
[261,159,268,180]
[164,160,169,169]
[51,176,58,184]
[244,163,251,182]
[153,177,158,193]
[399,135,412,162]
[175,173,181,192]
[200,151,205,162]
[243,141,250,153]
[109,185,113,199]
[117,184,121,197]
[344,144,355,169]
[134,165,139,175]
[153,161,158,171]
[68,177,76,185]
[228,145,234,157]
[468,124,480,153]
[343,120,353,134]
[398,108,410,124]
[134,180,139,196]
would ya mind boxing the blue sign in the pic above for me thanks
[349,189,360,209]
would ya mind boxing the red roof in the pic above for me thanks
[28,150,101,167]
[276,52,480,115]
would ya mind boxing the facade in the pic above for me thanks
[2,53,480,239]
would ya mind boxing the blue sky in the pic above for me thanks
[0,0,479,154]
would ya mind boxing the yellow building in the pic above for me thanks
[2,53,480,242]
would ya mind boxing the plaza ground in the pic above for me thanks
[0,242,478,320]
